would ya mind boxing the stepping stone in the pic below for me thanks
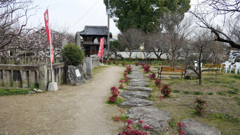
[127,74,145,79]
[181,119,221,135]
[130,79,147,82]
[118,98,153,107]
[128,81,149,87]
[120,91,151,99]
[128,106,172,134]
[125,87,153,92]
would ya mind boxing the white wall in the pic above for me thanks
[115,51,167,59]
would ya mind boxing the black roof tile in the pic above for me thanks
[79,26,108,36]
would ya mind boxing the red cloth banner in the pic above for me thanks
[98,38,104,57]
[44,9,54,62]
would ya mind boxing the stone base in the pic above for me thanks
[48,82,58,91]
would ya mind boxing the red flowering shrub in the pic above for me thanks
[176,122,186,135]
[155,79,161,86]
[141,63,145,68]
[109,96,116,103]
[161,84,171,97]
[109,86,120,103]
[118,119,150,135]
[125,77,129,84]
[135,62,139,66]
[100,59,106,63]
[107,60,111,65]
[149,73,156,80]
[119,80,125,89]
[143,65,151,73]
[143,125,151,130]
[125,65,132,74]
[113,61,116,64]
[194,97,207,116]
[126,119,134,126]
[164,61,168,65]
[116,61,119,65]
[138,120,144,124]
[113,116,120,122]
[122,63,126,66]
[111,86,120,97]
[124,72,127,77]
[159,95,163,101]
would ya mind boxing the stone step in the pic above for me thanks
[128,106,172,134]
[120,91,151,99]
[181,119,221,135]
[128,82,149,87]
[127,74,145,79]
[130,79,147,82]
[118,98,153,107]
[125,87,153,92]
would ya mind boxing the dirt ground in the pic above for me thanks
[0,66,124,135]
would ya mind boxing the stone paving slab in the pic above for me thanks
[125,87,153,92]
[128,82,149,87]
[128,106,172,134]
[127,74,145,79]
[181,119,221,135]
[119,98,153,107]
[120,91,151,99]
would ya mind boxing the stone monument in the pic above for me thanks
[66,65,86,85]
[86,57,92,78]
[75,32,82,49]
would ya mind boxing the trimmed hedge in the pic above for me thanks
[61,43,84,66]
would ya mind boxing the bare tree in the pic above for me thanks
[147,32,167,60]
[161,14,193,67]
[187,31,215,85]
[18,27,74,58]
[118,28,144,59]
[191,0,240,49]
[0,0,37,54]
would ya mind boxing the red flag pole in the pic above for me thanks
[44,9,54,82]
[98,38,104,65]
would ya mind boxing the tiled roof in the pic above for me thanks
[79,26,108,36]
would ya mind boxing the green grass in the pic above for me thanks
[233,97,240,106]
[232,75,240,79]
[207,92,213,95]
[106,97,125,105]
[228,91,238,95]
[193,91,204,95]
[210,113,239,123]
[172,90,180,93]
[0,88,29,96]
[183,91,191,94]
[216,91,226,96]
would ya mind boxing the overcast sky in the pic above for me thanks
[28,0,199,36]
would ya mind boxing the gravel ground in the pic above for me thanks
[0,66,124,135]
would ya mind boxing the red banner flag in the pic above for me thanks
[98,38,104,57]
[44,9,54,62]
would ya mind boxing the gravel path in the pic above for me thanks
[0,66,124,135]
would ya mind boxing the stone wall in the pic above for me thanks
[0,63,65,90]
[0,58,99,90]
[0,56,62,64]
[82,57,99,73]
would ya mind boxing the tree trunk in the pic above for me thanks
[199,66,202,85]
[198,54,202,85]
